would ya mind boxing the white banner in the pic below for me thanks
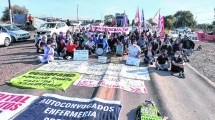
[98,56,107,63]
[73,50,89,61]
[100,75,148,93]
[0,92,38,120]
[126,57,140,66]
[120,66,150,80]
[92,26,129,33]
[73,74,103,87]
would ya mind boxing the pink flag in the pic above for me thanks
[160,16,165,39]
[135,7,141,28]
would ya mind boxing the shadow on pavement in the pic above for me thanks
[126,108,137,120]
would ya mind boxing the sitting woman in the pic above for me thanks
[144,45,155,65]
[37,40,54,64]
[155,50,170,71]
[171,51,186,78]
[63,39,77,59]
[84,36,96,55]
[128,40,141,58]
[36,35,47,53]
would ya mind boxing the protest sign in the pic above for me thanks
[126,57,140,66]
[111,57,120,64]
[73,74,103,87]
[105,63,123,76]
[92,26,129,33]
[82,63,108,75]
[120,66,150,80]
[13,94,122,120]
[73,50,89,61]
[0,92,38,120]
[98,56,107,63]
[10,70,81,90]
[100,75,148,93]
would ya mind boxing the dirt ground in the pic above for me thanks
[189,41,215,83]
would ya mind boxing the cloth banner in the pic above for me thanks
[10,70,80,90]
[0,92,38,120]
[92,26,129,33]
[100,75,148,93]
[13,14,27,24]
[196,32,215,41]
[120,66,150,80]
[73,74,103,87]
[13,94,122,120]
[126,57,140,66]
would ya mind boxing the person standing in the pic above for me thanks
[28,14,33,25]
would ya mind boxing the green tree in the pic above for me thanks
[164,15,175,30]
[104,15,114,26]
[174,10,196,28]
[1,5,29,22]
[212,21,215,25]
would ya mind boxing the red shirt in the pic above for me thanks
[28,15,33,21]
[66,44,77,52]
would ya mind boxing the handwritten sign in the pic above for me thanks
[126,57,140,66]
[98,56,107,63]
[111,57,120,64]
[73,50,89,61]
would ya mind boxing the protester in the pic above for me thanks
[28,14,33,25]
[84,36,96,55]
[63,39,77,59]
[137,35,146,53]
[37,40,54,64]
[128,40,141,58]
[108,35,118,53]
[151,38,159,54]
[156,50,170,71]
[97,34,109,54]
[182,35,195,56]
[144,45,155,65]
[121,35,130,54]
[171,51,186,78]
[161,39,173,57]
[36,35,47,53]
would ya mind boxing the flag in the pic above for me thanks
[160,16,165,39]
[141,9,145,31]
[152,8,160,25]
[135,7,141,28]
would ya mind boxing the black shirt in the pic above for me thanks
[171,56,183,71]
[157,55,169,64]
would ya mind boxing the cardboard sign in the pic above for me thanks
[13,94,122,120]
[98,56,107,63]
[73,50,89,61]
[111,57,120,64]
[126,57,140,66]
[0,92,38,120]
[10,70,81,90]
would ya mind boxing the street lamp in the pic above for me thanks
[77,4,79,21]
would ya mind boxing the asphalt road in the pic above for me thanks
[0,40,215,120]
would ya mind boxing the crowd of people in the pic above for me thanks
[34,27,195,78]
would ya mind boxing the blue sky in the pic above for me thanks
[0,0,214,24]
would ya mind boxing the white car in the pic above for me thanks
[176,27,191,34]
[0,24,30,42]
[35,22,70,38]
[187,32,198,41]
[71,21,82,27]
[0,32,11,47]
[168,31,179,39]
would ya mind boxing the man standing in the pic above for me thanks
[28,14,33,25]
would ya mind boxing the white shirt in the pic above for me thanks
[85,40,95,48]
[128,45,141,57]
[43,46,54,57]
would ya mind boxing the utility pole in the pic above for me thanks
[8,0,12,24]
[101,13,102,21]
[77,4,79,21]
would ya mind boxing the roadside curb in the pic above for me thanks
[186,63,215,88]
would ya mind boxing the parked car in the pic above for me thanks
[35,22,70,38]
[0,32,11,46]
[187,32,198,41]
[0,24,30,42]
[168,31,179,39]
[71,21,82,27]
[176,27,191,33]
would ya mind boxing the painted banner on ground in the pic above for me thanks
[73,74,103,87]
[0,92,38,120]
[100,75,148,93]
[13,94,122,120]
[37,61,150,80]
[73,50,89,61]
[92,26,129,33]
[10,70,81,90]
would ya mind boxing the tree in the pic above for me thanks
[174,10,196,28]
[212,21,215,26]
[1,5,29,22]
[164,15,175,30]
[104,15,115,26]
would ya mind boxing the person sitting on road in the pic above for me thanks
[97,35,109,54]
[84,36,96,55]
[182,35,195,56]
[156,50,170,71]
[37,40,54,64]
[137,35,146,53]
[144,44,155,65]
[160,39,173,57]
[121,35,131,54]
[171,51,186,78]
[36,35,47,53]
[63,39,77,59]
[152,38,159,54]
[108,35,118,53]
[128,40,141,58]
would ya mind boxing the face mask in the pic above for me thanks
[100,37,103,39]
[174,55,179,58]
[47,45,51,48]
